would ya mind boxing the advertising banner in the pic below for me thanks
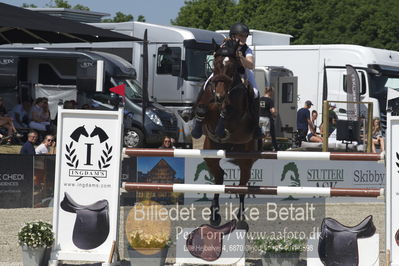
[346,64,361,120]
[51,107,123,263]
[184,158,385,202]
[0,154,33,208]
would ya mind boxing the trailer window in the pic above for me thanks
[185,48,213,81]
[157,47,181,75]
[343,71,366,95]
[282,83,294,103]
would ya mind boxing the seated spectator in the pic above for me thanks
[10,98,32,129]
[20,130,38,155]
[29,98,51,132]
[0,97,21,143]
[159,136,174,149]
[372,118,385,153]
[0,96,6,116]
[307,110,323,143]
[35,134,55,154]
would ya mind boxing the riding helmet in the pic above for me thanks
[229,23,250,37]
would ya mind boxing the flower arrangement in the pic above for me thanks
[18,221,54,248]
[251,236,306,254]
[129,229,170,249]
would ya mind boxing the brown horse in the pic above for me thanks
[192,39,258,229]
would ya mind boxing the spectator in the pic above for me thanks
[328,103,338,135]
[296,100,316,146]
[20,130,38,155]
[35,134,56,154]
[307,110,323,143]
[0,97,21,143]
[63,100,76,110]
[159,136,174,149]
[29,98,51,132]
[259,87,278,151]
[10,98,31,129]
[372,118,385,153]
[0,97,7,116]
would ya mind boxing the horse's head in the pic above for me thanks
[211,38,244,102]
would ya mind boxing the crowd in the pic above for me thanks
[0,96,87,154]
[293,99,385,153]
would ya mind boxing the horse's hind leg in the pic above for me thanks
[204,158,224,226]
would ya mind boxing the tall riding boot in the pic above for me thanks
[191,105,206,139]
[191,118,203,139]
[251,96,262,139]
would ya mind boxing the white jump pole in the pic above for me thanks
[122,182,384,198]
[123,148,385,161]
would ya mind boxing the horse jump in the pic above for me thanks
[123,148,384,161]
[122,182,384,198]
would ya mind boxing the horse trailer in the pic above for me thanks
[0,48,178,147]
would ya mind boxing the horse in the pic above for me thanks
[192,39,258,229]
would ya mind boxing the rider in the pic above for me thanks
[191,22,262,139]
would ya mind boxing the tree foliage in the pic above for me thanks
[22,3,37,8]
[172,0,399,51]
[102,12,134,23]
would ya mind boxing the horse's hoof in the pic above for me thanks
[236,220,249,232]
[210,213,221,226]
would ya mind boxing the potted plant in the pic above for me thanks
[251,236,306,266]
[127,229,171,266]
[18,221,54,266]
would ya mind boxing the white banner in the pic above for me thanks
[51,107,123,262]
[387,113,399,264]
[184,158,385,201]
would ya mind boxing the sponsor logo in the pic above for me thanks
[353,170,384,184]
[0,58,15,65]
[65,125,112,182]
[281,162,301,186]
[79,60,94,68]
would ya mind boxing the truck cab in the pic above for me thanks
[0,48,178,147]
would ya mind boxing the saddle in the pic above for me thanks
[318,215,376,266]
[60,192,110,250]
[186,219,236,261]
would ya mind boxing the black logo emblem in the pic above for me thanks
[65,125,113,181]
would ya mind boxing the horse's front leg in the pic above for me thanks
[205,158,224,226]
[237,159,253,231]
[191,85,212,139]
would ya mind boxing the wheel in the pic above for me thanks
[123,127,144,148]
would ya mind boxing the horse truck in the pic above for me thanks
[0,48,178,147]
[238,30,399,134]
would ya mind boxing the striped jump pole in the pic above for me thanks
[123,148,385,161]
[122,182,384,198]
